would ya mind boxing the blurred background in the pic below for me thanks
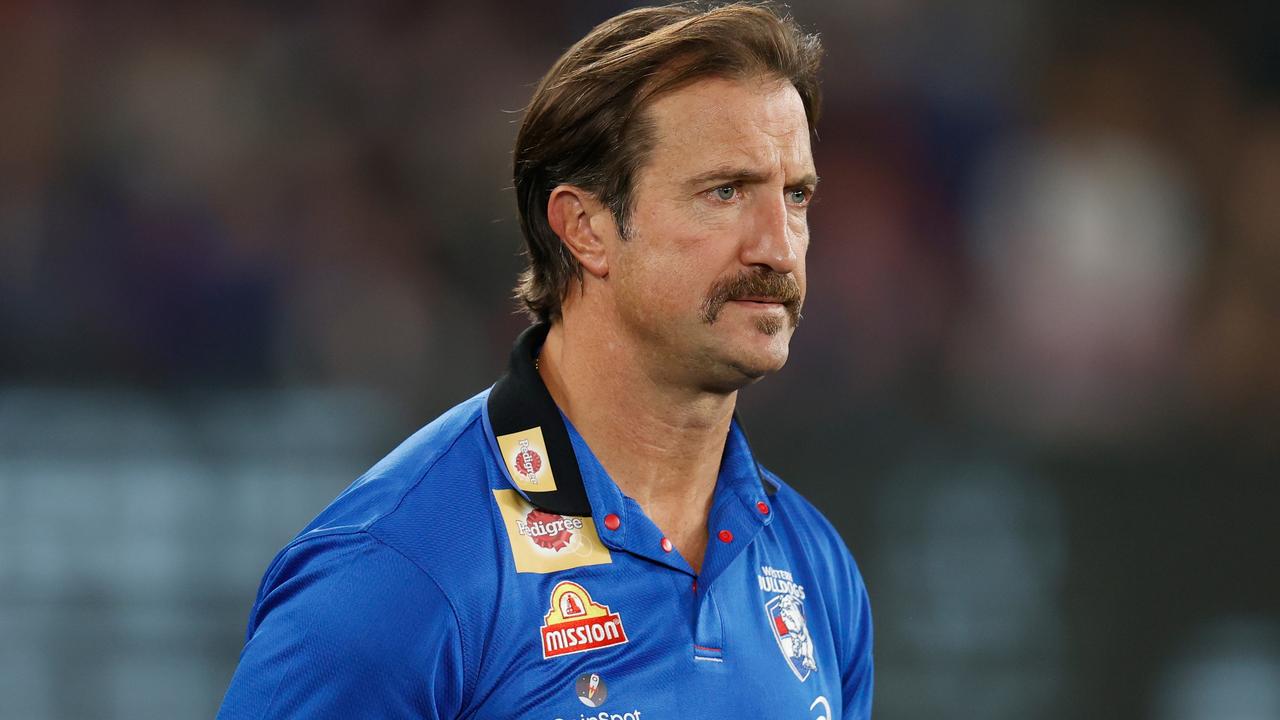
[1,1,1277,718]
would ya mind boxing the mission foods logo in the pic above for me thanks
[496,426,558,493]
[540,581,628,659]
[493,490,612,573]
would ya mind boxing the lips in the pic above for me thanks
[729,296,788,309]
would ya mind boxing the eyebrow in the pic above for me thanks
[683,166,819,190]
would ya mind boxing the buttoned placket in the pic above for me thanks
[483,323,780,671]
[565,413,777,668]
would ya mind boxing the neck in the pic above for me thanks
[537,315,734,569]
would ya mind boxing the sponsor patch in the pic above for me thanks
[575,672,608,707]
[496,426,558,493]
[540,581,628,659]
[759,565,817,681]
[493,490,612,573]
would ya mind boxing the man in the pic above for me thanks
[218,4,872,718]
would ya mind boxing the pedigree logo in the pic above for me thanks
[496,426,558,493]
[540,581,628,659]
[519,509,582,551]
[493,490,612,574]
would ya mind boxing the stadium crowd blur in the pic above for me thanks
[1,2,1276,719]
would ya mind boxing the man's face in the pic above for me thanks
[608,75,816,392]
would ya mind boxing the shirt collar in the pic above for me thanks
[484,322,777,518]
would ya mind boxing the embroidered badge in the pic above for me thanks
[575,672,608,707]
[759,565,817,681]
[496,426,558,493]
[540,581,628,659]
[493,490,611,573]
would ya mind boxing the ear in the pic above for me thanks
[546,185,613,279]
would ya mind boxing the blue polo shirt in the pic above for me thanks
[217,324,873,719]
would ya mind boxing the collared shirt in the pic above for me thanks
[217,324,873,719]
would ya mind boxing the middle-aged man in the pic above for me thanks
[218,3,873,718]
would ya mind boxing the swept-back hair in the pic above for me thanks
[512,2,823,322]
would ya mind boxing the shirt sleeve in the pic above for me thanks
[840,553,874,719]
[216,532,467,720]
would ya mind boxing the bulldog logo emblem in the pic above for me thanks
[760,564,817,682]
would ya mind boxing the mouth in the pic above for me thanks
[730,297,785,305]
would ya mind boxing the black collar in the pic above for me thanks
[486,323,776,518]
[487,323,591,516]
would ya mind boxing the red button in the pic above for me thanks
[603,513,621,531]
[718,529,734,543]
[660,537,673,553]
[756,501,770,515]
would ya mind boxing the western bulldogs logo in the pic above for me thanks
[760,565,817,681]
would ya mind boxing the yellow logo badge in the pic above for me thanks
[493,490,612,573]
[496,426,558,493]
[540,581,628,659]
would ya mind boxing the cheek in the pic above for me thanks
[622,218,726,301]
[616,243,706,317]
[789,215,811,250]
[793,232,810,295]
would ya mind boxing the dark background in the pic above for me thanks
[1,1,1277,718]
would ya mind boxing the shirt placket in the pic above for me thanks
[567,416,778,670]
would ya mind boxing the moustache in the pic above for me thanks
[700,269,803,326]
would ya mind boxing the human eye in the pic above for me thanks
[786,187,813,206]
[712,185,737,201]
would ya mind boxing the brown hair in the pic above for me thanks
[512,2,823,322]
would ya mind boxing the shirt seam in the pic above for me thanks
[263,404,485,558]
[375,409,485,525]
[255,538,373,718]
[261,408,484,710]
[365,409,484,705]
[253,534,438,718]
[363,530,476,711]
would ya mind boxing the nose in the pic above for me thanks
[740,191,801,274]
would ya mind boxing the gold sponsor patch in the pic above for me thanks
[496,426,558,493]
[540,581,628,659]
[493,489,612,573]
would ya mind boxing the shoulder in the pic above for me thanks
[225,531,470,718]
[252,530,463,649]
[758,464,874,700]
[233,391,507,714]
[294,391,489,534]
[759,465,861,572]
[287,390,500,562]
[260,388,507,628]
[757,464,872,630]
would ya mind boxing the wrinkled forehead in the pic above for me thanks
[640,75,815,181]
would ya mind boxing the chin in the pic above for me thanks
[710,331,793,390]
[740,315,795,364]
[742,345,791,376]
[683,309,798,391]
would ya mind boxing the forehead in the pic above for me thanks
[640,75,814,179]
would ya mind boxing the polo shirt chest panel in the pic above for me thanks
[474,324,843,718]
[474,427,843,718]
[467,523,842,720]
